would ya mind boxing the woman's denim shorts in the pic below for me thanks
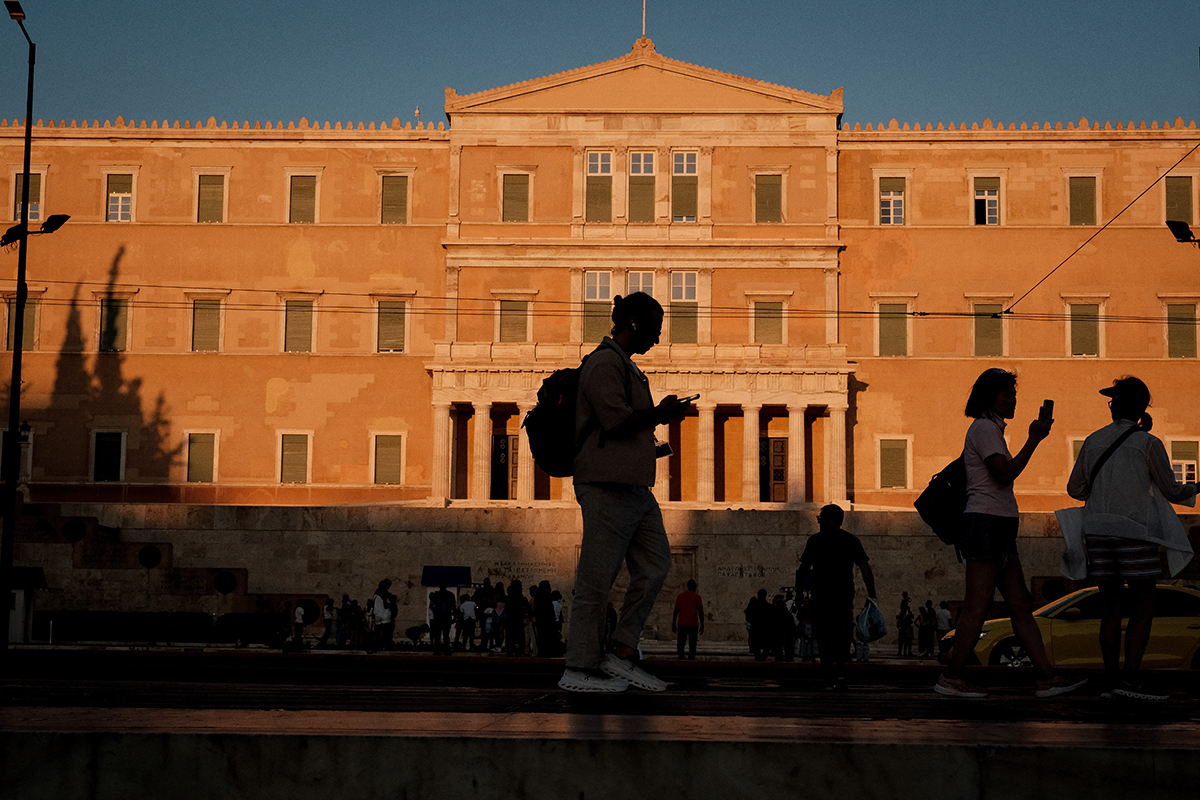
[959,512,1019,563]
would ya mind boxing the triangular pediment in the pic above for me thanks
[445,38,842,116]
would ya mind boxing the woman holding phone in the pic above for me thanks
[935,368,1087,698]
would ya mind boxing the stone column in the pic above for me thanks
[516,403,536,501]
[471,402,493,501]
[826,404,849,503]
[430,402,452,501]
[787,403,808,506]
[653,423,671,500]
[696,402,716,503]
[742,403,760,504]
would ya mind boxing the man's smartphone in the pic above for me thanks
[1039,399,1054,420]
[680,394,700,403]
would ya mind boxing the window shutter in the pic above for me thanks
[377,301,406,352]
[754,302,783,344]
[14,172,40,207]
[1172,441,1199,463]
[974,177,1000,191]
[582,301,610,342]
[1069,177,1096,225]
[499,300,527,342]
[880,439,908,488]
[191,300,221,352]
[107,174,132,195]
[381,175,408,224]
[502,174,529,222]
[375,435,403,484]
[284,300,313,352]
[628,175,655,222]
[974,303,1003,357]
[670,302,698,343]
[6,297,35,351]
[289,176,316,223]
[672,175,698,219]
[1166,176,1193,224]
[94,432,123,482]
[197,175,224,223]
[280,434,308,483]
[878,304,907,356]
[755,175,782,223]
[187,433,215,482]
[585,176,612,223]
[879,177,905,192]
[1167,303,1196,358]
[1072,440,1085,464]
[1070,304,1100,356]
[100,298,128,352]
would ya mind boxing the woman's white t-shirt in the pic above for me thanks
[963,414,1018,518]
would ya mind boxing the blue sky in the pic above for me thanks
[0,1,1197,128]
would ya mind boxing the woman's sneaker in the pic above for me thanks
[1034,675,1088,698]
[934,674,989,698]
[558,668,628,693]
[601,654,668,692]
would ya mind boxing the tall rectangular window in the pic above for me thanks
[378,301,406,352]
[586,152,612,223]
[879,177,905,225]
[191,300,220,352]
[877,303,908,356]
[670,271,698,343]
[381,175,408,224]
[14,172,40,221]
[974,303,1003,357]
[499,300,528,343]
[106,174,133,222]
[755,175,782,223]
[627,271,654,297]
[1166,175,1193,224]
[99,298,129,352]
[671,152,697,222]
[1167,303,1196,358]
[1171,441,1199,483]
[5,297,35,351]
[583,271,612,343]
[284,300,313,352]
[879,439,909,489]
[197,175,225,223]
[502,174,529,222]
[289,175,317,223]
[93,431,124,482]
[374,434,404,485]
[974,177,999,225]
[187,433,216,483]
[753,302,783,344]
[280,434,309,484]
[629,152,655,223]
[1070,303,1100,356]
[1069,176,1097,226]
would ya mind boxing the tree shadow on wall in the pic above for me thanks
[4,246,182,489]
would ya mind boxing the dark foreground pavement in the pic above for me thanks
[3,647,1199,800]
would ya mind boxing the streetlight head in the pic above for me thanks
[1167,219,1197,244]
[4,2,25,21]
[39,214,69,234]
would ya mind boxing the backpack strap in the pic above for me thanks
[1088,425,1139,486]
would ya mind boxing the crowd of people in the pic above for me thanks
[282,577,568,656]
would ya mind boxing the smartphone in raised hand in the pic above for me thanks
[1039,399,1054,422]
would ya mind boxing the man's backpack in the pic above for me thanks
[914,455,967,548]
[521,364,590,478]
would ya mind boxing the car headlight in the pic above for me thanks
[977,631,988,640]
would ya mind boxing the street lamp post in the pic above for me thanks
[1,0,45,665]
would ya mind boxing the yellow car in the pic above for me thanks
[945,583,1200,670]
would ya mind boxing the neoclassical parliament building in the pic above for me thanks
[4,39,1200,629]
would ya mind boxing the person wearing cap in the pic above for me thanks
[1066,377,1198,701]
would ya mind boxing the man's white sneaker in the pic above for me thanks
[558,668,629,693]
[600,654,667,692]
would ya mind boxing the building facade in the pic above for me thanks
[4,38,1199,515]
